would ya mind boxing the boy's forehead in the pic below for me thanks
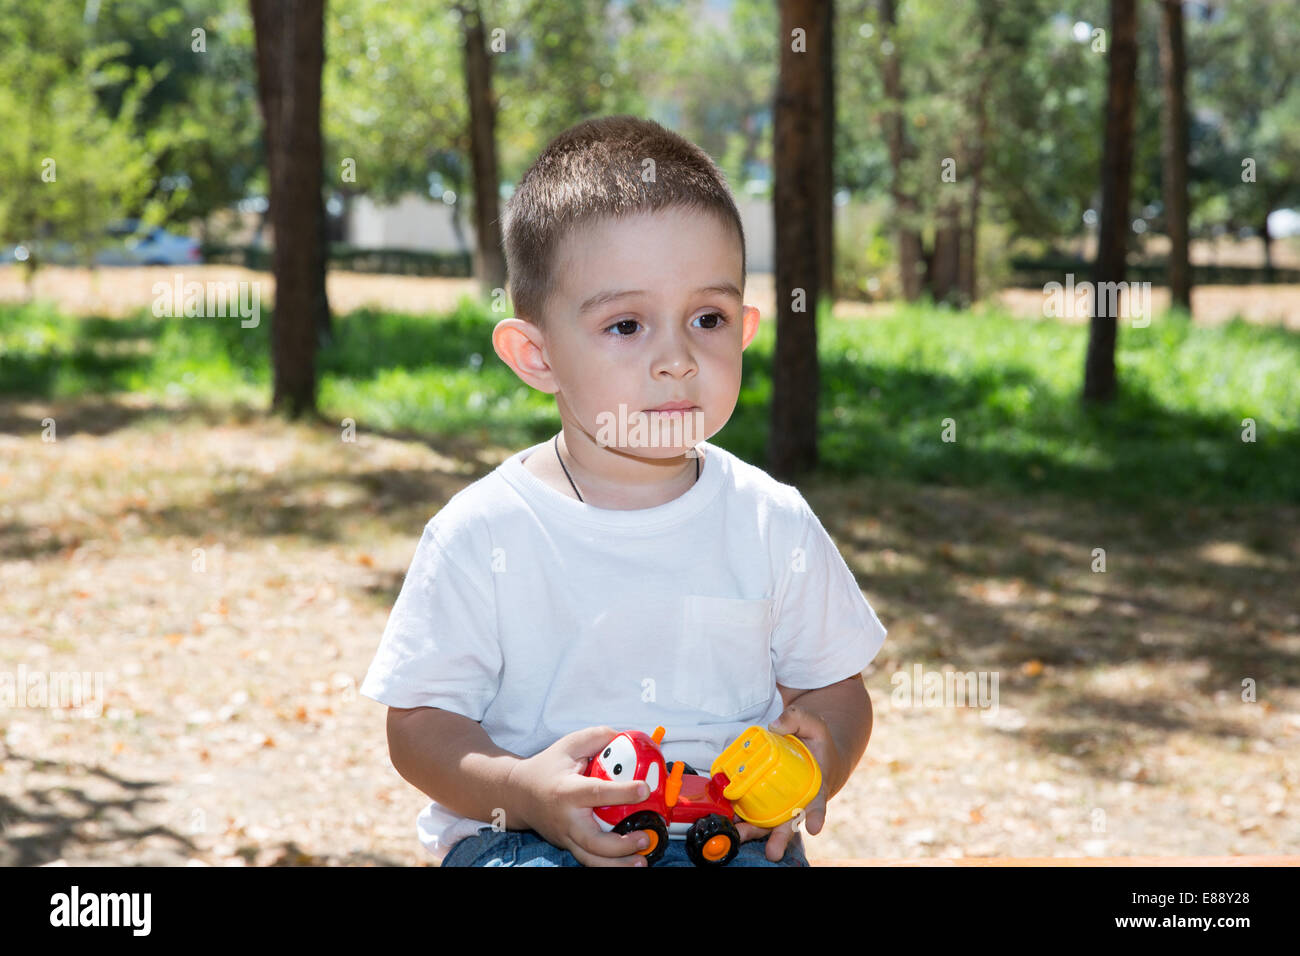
[551,208,743,303]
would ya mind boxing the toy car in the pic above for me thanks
[584,724,821,866]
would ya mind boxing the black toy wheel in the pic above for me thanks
[685,814,740,867]
[614,810,668,865]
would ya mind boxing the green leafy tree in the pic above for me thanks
[1188,0,1300,271]
[0,0,183,283]
[86,0,262,232]
[837,0,1114,300]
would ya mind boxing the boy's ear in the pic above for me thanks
[491,317,559,394]
[740,305,761,350]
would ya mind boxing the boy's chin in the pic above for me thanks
[595,443,699,461]
[586,408,710,453]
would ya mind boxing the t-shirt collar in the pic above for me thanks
[499,438,724,532]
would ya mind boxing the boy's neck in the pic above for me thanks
[522,433,703,511]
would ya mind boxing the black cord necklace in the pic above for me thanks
[554,434,699,503]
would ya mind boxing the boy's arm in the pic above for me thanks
[776,675,873,802]
[734,676,871,860]
[386,705,535,831]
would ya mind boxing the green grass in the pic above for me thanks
[2,295,1297,507]
[741,301,1300,507]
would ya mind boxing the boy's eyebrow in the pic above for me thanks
[577,282,742,316]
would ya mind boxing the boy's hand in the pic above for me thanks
[733,706,843,862]
[508,726,657,867]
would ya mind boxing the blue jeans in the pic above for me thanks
[440,826,809,867]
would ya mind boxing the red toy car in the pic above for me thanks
[584,725,741,866]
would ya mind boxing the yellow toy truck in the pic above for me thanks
[585,724,822,866]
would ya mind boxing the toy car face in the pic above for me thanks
[591,733,661,795]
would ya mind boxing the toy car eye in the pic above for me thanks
[600,735,638,779]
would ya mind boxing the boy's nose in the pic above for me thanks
[655,357,696,378]
[651,336,697,377]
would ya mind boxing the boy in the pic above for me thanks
[360,116,887,867]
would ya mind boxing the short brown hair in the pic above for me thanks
[502,115,746,329]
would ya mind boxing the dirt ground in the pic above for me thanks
[2,267,1297,864]
[2,391,1296,866]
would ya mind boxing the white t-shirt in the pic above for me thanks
[360,437,888,863]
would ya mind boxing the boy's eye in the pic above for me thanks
[603,313,729,336]
[605,318,641,337]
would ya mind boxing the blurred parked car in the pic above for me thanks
[95,220,202,266]
[1,239,79,266]
[1,220,201,267]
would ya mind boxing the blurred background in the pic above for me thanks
[0,0,1296,866]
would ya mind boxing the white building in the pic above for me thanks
[345,193,776,273]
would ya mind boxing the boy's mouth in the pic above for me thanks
[644,401,698,412]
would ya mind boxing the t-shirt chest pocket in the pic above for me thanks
[671,595,774,719]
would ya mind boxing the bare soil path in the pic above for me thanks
[2,397,1295,865]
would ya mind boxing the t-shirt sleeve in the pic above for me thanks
[359,521,501,720]
[770,499,888,690]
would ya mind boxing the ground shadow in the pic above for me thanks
[0,746,410,866]
[0,747,196,866]
[802,473,1298,781]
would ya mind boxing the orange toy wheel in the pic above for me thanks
[613,810,668,866]
[685,814,740,867]
[701,834,731,861]
[638,829,660,856]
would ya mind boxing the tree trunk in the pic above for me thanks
[1158,0,1191,314]
[317,188,332,346]
[739,115,763,183]
[338,187,355,244]
[960,8,994,307]
[463,0,507,298]
[251,0,329,420]
[1083,0,1138,405]
[1261,208,1274,277]
[930,199,961,305]
[771,0,829,481]
[880,0,922,300]
[957,183,979,307]
[817,0,835,302]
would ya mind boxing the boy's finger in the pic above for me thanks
[574,825,656,863]
[765,824,792,862]
[565,726,618,758]
[577,776,650,808]
[735,821,769,843]
[571,842,649,867]
[768,705,824,741]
